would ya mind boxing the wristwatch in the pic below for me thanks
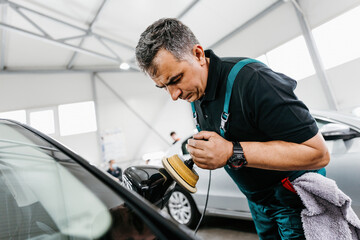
[227,141,247,169]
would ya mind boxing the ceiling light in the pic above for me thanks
[119,62,130,70]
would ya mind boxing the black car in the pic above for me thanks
[0,119,198,240]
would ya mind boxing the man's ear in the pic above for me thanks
[192,45,206,65]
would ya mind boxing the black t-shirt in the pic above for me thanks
[193,50,319,194]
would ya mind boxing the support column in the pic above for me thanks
[291,0,338,110]
[91,72,104,163]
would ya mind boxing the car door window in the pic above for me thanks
[0,121,157,240]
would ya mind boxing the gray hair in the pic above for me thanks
[135,18,199,76]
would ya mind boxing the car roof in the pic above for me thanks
[311,109,360,130]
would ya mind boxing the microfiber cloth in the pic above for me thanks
[292,172,360,240]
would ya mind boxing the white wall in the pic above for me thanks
[94,72,195,169]
[0,72,101,164]
[0,73,93,111]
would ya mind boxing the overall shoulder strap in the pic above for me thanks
[190,102,201,132]
[191,58,263,136]
[220,58,263,137]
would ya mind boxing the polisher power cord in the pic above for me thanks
[194,169,212,234]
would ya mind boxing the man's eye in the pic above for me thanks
[171,76,182,85]
[173,77,181,84]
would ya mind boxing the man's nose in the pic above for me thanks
[167,85,182,101]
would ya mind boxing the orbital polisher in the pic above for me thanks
[162,154,199,193]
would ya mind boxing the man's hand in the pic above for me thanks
[186,131,233,169]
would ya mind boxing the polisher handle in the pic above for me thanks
[184,159,194,169]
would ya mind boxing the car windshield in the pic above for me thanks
[0,120,156,240]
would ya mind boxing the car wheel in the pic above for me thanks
[166,186,200,229]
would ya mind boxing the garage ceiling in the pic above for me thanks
[0,0,359,73]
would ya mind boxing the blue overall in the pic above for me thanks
[191,59,326,239]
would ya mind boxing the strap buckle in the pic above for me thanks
[192,111,201,132]
[220,112,230,134]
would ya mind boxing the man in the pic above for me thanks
[170,131,181,144]
[135,18,330,239]
[107,159,122,181]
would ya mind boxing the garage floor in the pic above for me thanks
[196,216,258,240]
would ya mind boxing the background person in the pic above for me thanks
[107,159,122,181]
[135,18,330,239]
[170,131,181,144]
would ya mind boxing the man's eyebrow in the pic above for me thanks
[155,84,165,89]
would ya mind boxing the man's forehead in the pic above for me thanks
[150,60,173,83]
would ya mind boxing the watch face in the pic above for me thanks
[228,155,247,169]
[228,142,247,169]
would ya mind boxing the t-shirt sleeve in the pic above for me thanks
[243,68,318,143]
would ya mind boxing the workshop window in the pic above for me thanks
[265,36,315,80]
[312,5,360,70]
[0,110,27,124]
[29,109,55,135]
[58,101,97,136]
[256,55,269,66]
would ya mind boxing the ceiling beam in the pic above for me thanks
[0,2,7,70]
[128,0,201,66]
[7,1,134,50]
[3,1,135,54]
[11,4,51,38]
[0,22,121,63]
[209,0,284,49]
[89,0,107,29]
[0,67,139,74]
[177,0,200,19]
[67,0,109,69]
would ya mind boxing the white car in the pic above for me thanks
[164,110,360,228]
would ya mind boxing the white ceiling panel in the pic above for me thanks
[213,2,301,58]
[181,0,278,48]
[300,0,360,28]
[11,0,100,28]
[1,0,360,71]
[81,35,117,57]
[6,32,73,68]
[100,39,136,61]
[93,0,194,46]
[73,52,118,67]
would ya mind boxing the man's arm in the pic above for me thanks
[187,131,330,171]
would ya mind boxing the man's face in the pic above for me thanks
[151,46,208,102]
